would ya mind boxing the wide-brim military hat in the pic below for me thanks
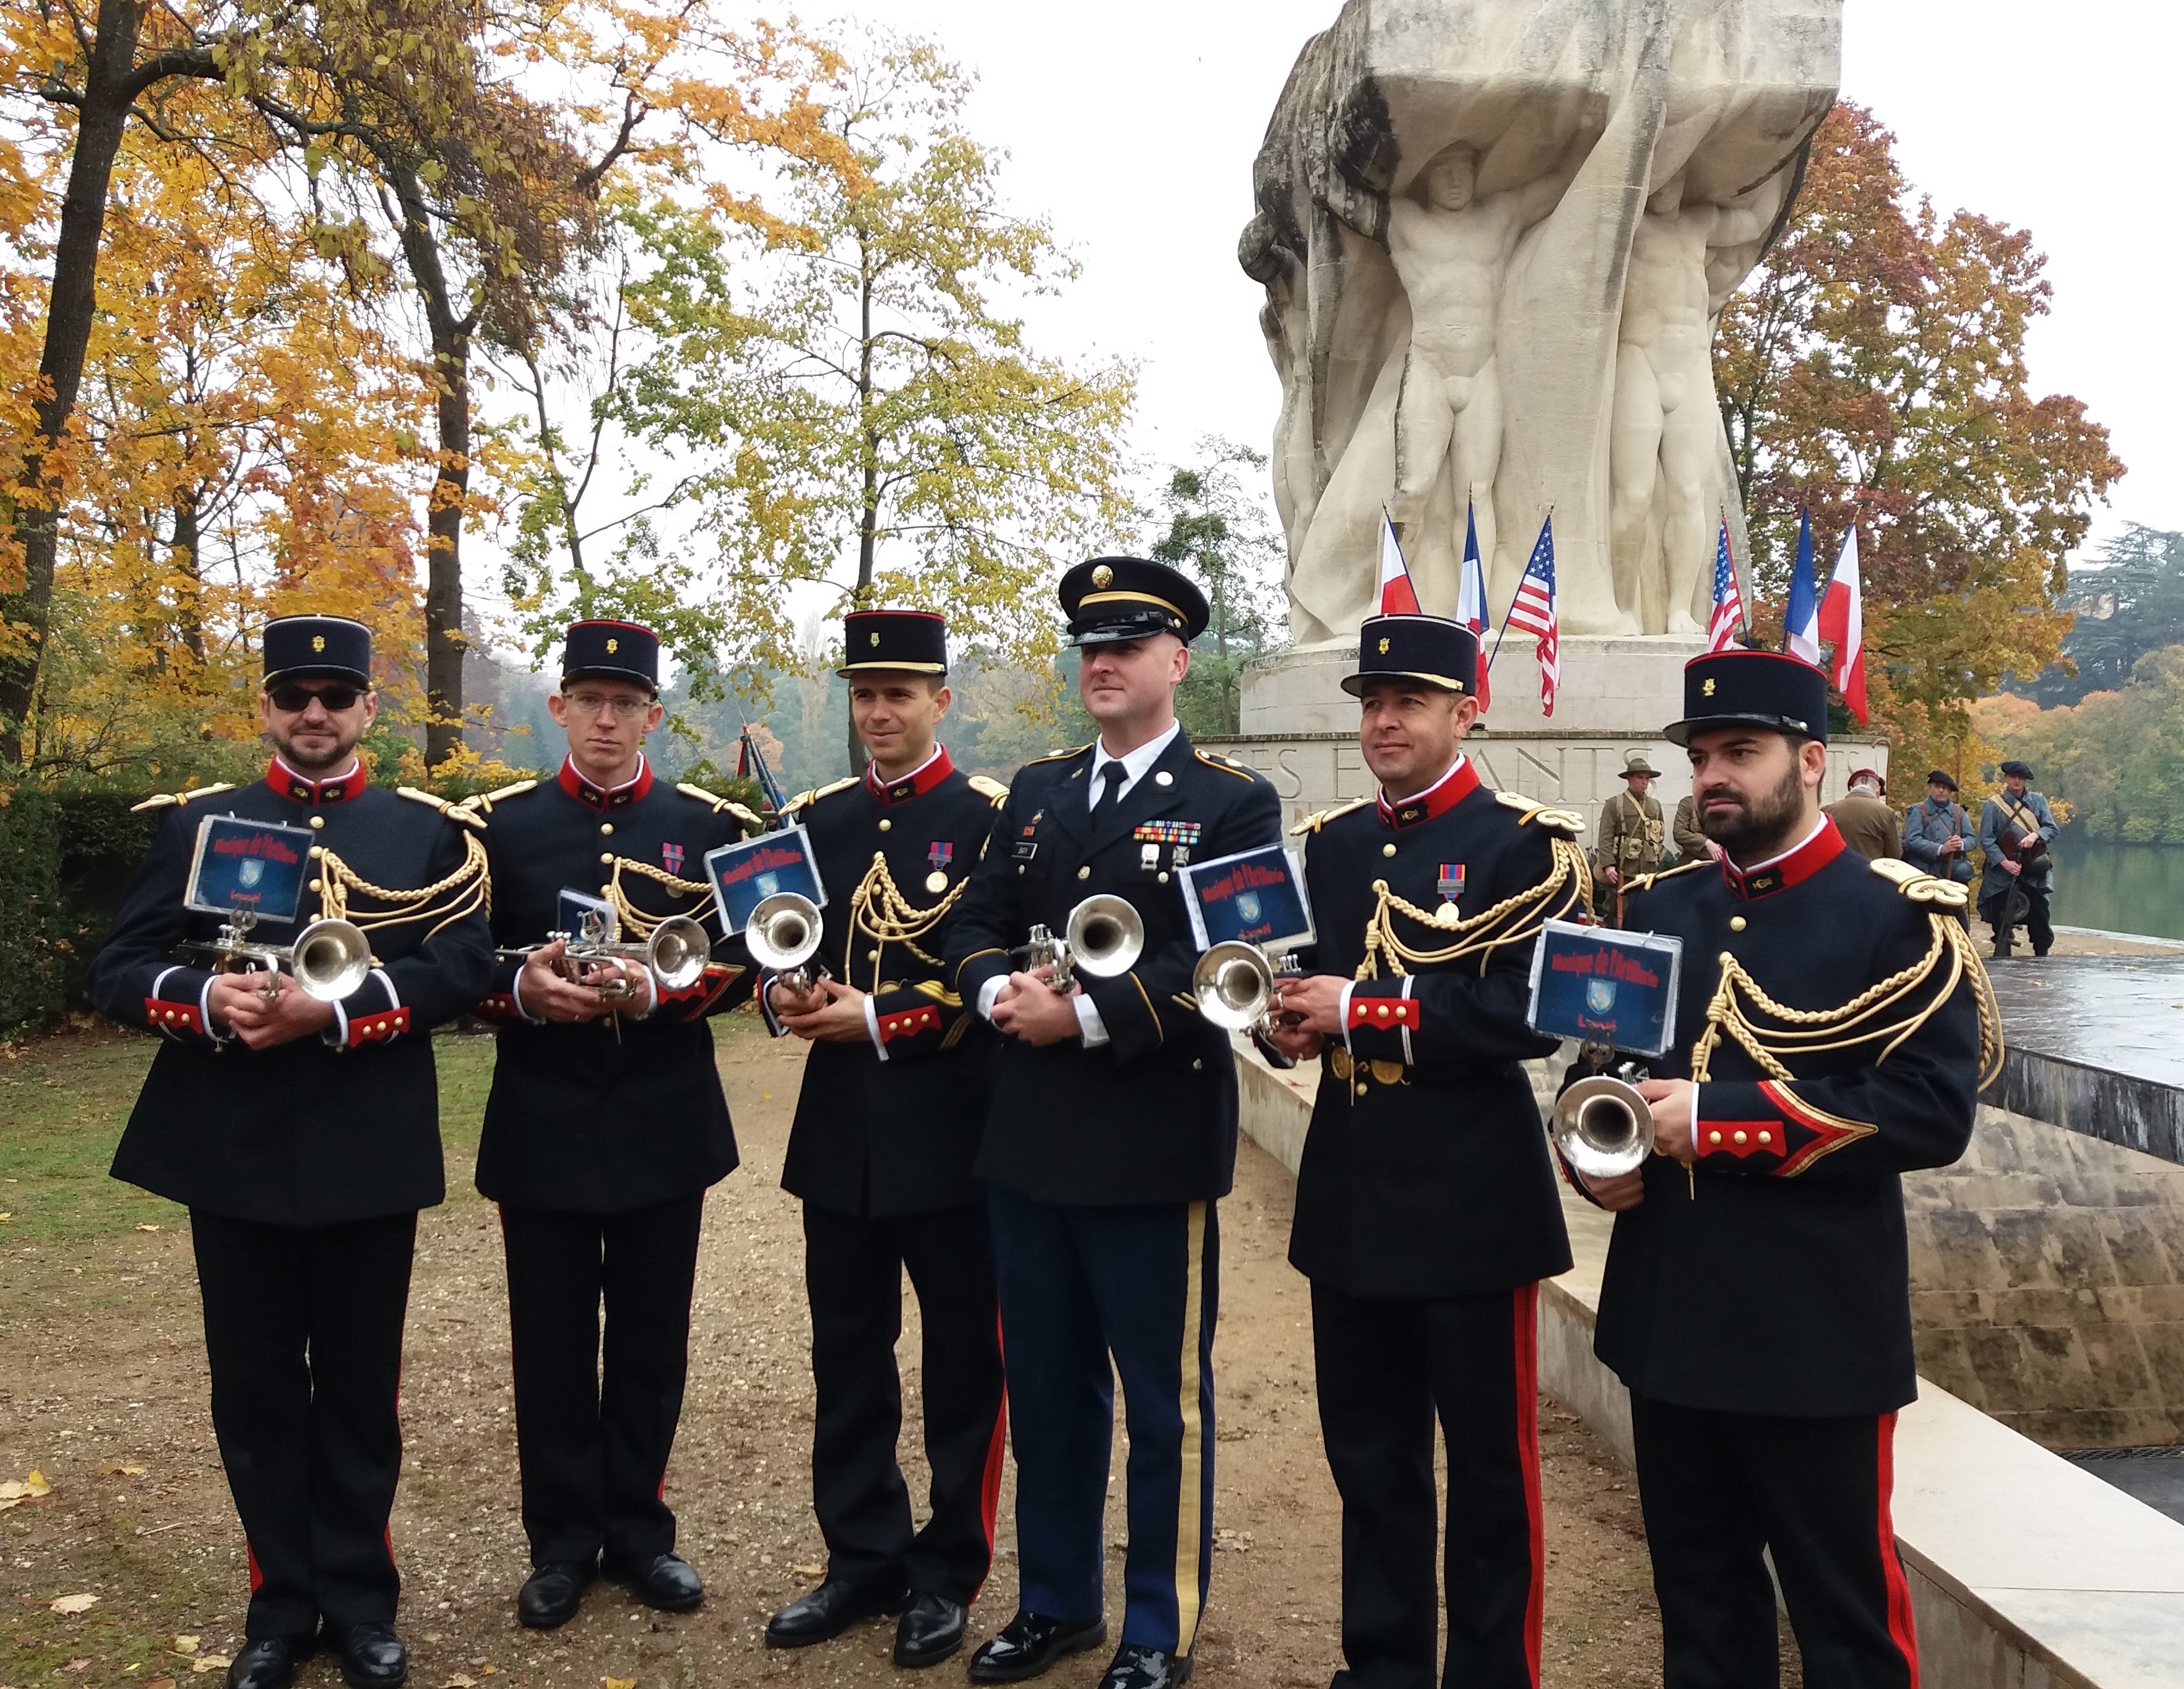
[264,614,372,688]
[1667,649,1829,747]
[562,619,659,691]
[837,610,947,676]
[1342,614,1478,697]
[1060,556,1209,646]
[1621,751,1662,778]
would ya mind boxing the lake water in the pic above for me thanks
[2048,831,2184,941]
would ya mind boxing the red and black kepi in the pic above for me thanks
[837,610,948,676]
[264,614,372,688]
[562,619,659,693]
[1668,649,1830,747]
[1343,613,1478,698]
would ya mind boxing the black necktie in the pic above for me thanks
[1093,760,1127,813]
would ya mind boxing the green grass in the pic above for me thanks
[0,1026,501,1240]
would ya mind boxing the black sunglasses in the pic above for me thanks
[267,682,364,713]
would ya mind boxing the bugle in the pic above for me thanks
[1191,941,1303,1035]
[745,891,825,996]
[186,909,374,1002]
[497,910,715,996]
[1554,1046,1653,1180]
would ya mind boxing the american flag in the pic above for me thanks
[1705,517,1746,653]
[1500,515,1560,716]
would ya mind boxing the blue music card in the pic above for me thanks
[1179,843,1316,952]
[1526,919,1683,1057]
[186,815,313,924]
[556,888,618,942]
[705,825,826,934]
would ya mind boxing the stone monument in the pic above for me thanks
[1216,0,1888,839]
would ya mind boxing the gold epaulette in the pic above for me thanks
[1628,858,1711,894]
[1292,795,1373,835]
[1194,749,1258,781]
[967,774,1010,807]
[781,777,859,816]
[456,779,538,816]
[397,785,487,831]
[1023,743,1091,766]
[675,782,763,833]
[130,781,237,814]
[1493,790,1586,834]
[1870,856,1972,909]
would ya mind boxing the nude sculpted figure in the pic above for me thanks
[1385,141,1576,596]
[1611,174,1786,631]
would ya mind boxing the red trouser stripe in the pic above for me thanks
[1876,1411,1920,1687]
[1513,1282,1544,1689]
[972,1308,1010,1600]
[247,1543,265,1593]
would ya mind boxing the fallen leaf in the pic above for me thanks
[50,1592,99,1615]
[789,1562,824,1578]
[63,1661,90,1674]
[191,1660,232,1676]
[14,1469,53,1497]
[148,1679,179,1689]
[134,1222,162,1233]
[481,1669,499,1679]
[173,1636,200,1654]
[0,1212,12,1221]
[605,1679,636,1689]
[100,1464,147,1477]
[442,1675,478,1687]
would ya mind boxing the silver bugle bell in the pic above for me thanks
[746,891,825,996]
[1192,941,1276,1032]
[1554,1070,1653,1180]
[1063,894,1144,981]
[191,910,373,1002]
[642,915,713,993]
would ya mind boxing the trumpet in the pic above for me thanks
[187,909,374,1002]
[1014,894,1145,992]
[745,891,825,997]
[498,910,715,997]
[1191,941,1304,1035]
[1554,1045,1653,1180]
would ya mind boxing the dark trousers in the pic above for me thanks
[804,1202,1006,1601]
[189,1208,417,1639]
[499,1192,705,1566]
[985,1186,1218,1654]
[1630,1395,1919,1689]
[1311,1281,1544,1689]
[1981,880,2052,956]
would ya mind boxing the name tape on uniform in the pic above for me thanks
[1526,918,1683,1057]
[186,814,313,924]
[704,824,827,934]
[1179,843,1316,953]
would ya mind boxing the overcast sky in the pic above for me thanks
[865,0,2181,564]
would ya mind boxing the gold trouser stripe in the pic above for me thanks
[1174,1200,1208,1654]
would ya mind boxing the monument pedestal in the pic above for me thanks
[1204,637,1890,846]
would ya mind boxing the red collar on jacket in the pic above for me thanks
[268,755,367,807]
[865,744,954,805]
[1719,815,1845,900]
[1378,756,1478,831]
[558,753,653,811]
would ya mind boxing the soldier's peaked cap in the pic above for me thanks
[1060,556,1209,646]
[837,610,948,676]
[1342,614,1478,698]
[264,614,372,688]
[1667,649,1829,747]
[562,619,660,691]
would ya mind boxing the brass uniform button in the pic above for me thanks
[600,822,614,835]
[1355,1082,1369,1097]
[1157,872,1170,884]
[1729,915,1747,932]
[878,818,892,832]
[308,815,325,830]
[1708,1131,1723,1145]
[1733,1130,1748,1145]
[1382,843,1397,858]
[600,852,614,864]
[599,885,611,896]
[308,845,324,860]
[308,878,321,892]
[867,949,880,963]
[1078,866,1091,880]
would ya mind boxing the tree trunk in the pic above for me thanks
[388,162,471,767]
[845,236,877,778]
[170,483,205,664]
[0,1,147,763]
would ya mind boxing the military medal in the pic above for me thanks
[925,840,953,895]
[662,841,685,875]
[1437,863,1465,902]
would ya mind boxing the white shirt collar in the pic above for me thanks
[1384,753,1469,810]
[1090,719,1181,805]
[1733,812,1827,875]
[878,742,945,784]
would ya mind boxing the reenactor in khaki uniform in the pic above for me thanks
[1595,750,1666,917]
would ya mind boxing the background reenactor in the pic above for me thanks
[946,558,1282,1689]
[1825,766,1902,861]
[1594,749,1665,916]
[1264,614,1588,1689]
[1979,759,2060,957]
[469,620,758,1631]
[1671,789,1715,864]
[86,614,495,1689]
[1568,649,1998,1689]
[1902,769,1976,923]
[758,611,1008,1670]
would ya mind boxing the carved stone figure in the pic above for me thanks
[1242,0,1841,643]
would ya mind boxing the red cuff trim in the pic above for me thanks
[879,1005,944,1045]
[1348,994,1419,1030]
[347,1006,411,1048]
[146,996,203,1035]
[1758,1079,1877,1175]
[1695,1118,1785,1163]
[656,962,741,1014]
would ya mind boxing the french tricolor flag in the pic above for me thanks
[1818,525,1867,725]
[1455,501,1492,709]
[1377,512,1421,615]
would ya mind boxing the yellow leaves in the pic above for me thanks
[0,1467,52,1508]
[99,1463,147,1477]
[48,1592,98,1615]
[174,1635,200,1654]
[189,1659,232,1676]
[604,1679,636,1689]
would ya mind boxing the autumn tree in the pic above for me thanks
[1150,436,1286,736]
[1715,101,2124,777]
[612,26,1136,773]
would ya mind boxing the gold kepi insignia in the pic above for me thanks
[312,635,326,652]
[1379,637,1390,654]
[606,636,619,653]
[1703,677,1716,696]
[1091,563,1114,588]
[871,630,882,646]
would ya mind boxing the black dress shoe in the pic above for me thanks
[602,1549,705,1612]
[225,1634,314,1689]
[966,1611,1108,1682]
[893,1591,967,1668]
[765,1576,908,1648]
[517,1560,598,1630]
[1096,1643,1193,1688]
[333,1621,407,1689]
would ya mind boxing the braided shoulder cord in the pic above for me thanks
[1358,837,1591,980]
[1691,911,2004,1089]
[848,851,968,975]
[316,833,491,944]
[606,857,717,938]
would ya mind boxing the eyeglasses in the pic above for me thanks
[563,693,652,719]
[267,683,364,713]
